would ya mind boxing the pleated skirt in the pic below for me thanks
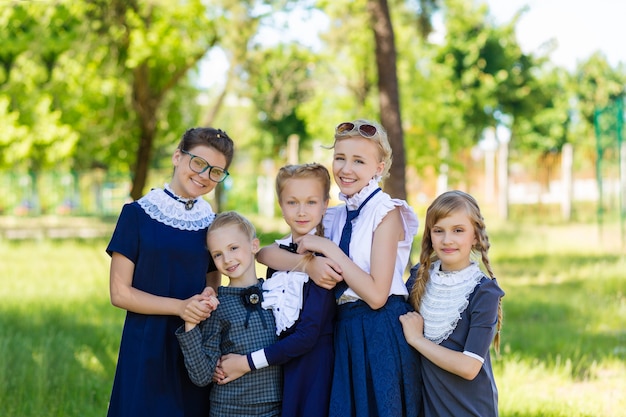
[329,296,422,417]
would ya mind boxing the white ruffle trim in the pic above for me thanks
[420,261,484,344]
[330,177,419,240]
[339,177,381,209]
[262,270,309,335]
[137,184,215,231]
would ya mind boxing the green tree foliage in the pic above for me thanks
[82,0,223,199]
[574,53,626,152]
[0,2,81,172]
[246,43,317,157]
[2,0,625,214]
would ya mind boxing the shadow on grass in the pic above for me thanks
[0,299,122,417]
[494,252,626,380]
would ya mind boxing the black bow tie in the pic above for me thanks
[279,242,298,253]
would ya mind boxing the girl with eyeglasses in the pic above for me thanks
[258,119,422,417]
[106,127,234,417]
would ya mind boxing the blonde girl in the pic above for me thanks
[216,163,336,417]
[258,119,422,417]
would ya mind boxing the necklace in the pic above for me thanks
[163,188,197,211]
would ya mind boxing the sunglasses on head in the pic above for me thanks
[335,122,378,138]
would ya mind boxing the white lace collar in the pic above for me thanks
[420,260,484,344]
[137,183,215,231]
[339,177,381,210]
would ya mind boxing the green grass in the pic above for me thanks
[1,221,625,416]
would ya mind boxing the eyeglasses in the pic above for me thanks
[180,149,229,183]
[335,122,378,138]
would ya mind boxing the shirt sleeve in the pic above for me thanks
[176,315,222,387]
[261,283,335,367]
[405,263,419,292]
[464,278,504,359]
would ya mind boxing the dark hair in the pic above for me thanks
[177,127,235,169]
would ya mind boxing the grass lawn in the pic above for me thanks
[0,219,624,416]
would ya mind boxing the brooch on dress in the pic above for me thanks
[240,286,267,329]
[241,287,262,305]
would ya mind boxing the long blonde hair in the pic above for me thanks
[408,190,503,352]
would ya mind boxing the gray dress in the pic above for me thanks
[415,273,504,417]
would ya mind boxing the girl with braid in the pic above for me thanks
[258,121,422,417]
[215,163,336,417]
[400,190,504,417]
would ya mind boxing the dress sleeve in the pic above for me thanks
[464,278,504,359]
[176,315,222,387]
[405,263,420,292]
[263,283,335,366]
[106,203,140,262]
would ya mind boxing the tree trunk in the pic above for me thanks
[497,139,509,220]
[367,0,406,200]
[130,63,160,201]
[561,143,573,221]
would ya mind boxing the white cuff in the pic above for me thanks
[463,350,484,364]
[250,349,269,369]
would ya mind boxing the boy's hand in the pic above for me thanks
[212,358,225,383]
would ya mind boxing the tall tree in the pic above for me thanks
[313,0,438,199]
[84,0,222,200]
[367,0,405,198]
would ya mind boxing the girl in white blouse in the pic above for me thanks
[258,119,422,417]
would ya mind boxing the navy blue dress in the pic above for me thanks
[106,189,215,417]
[266,279,336,417]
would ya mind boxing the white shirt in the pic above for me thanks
[323,178,419,302]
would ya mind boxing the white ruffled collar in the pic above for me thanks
[419,260,484,344]
[339,177,381,210]
[261,233,313,335]
[137,183,215,231]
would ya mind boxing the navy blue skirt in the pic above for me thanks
[329,296,422,417]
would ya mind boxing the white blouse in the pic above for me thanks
[323,178,419,303]
[420,260,484,344]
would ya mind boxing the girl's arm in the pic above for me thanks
[257,243,343,290]
[109,252,216,324]
[296,207,403,309]
[399,312,483,380]
[216,283,335,384]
